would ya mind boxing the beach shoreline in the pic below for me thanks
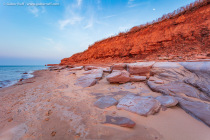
[0,62,210,140]
[0,65,48,89]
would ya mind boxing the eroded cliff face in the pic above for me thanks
[61,4,210,65]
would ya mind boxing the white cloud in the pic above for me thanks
[28,6,46,17]
[153,8,156,11]
[127,0,149,8]
[41,6,46,13]
[43,37,54,44]
[58,0,85,30]
[77,0,82,7]
[102,15,117,19]
[127,0,137,8]
[84,17,93,29]
[128,0,134,3]
[58,16,83,30]
[96,0,102,10]
[28,6,39,17]
[59,19,70,30]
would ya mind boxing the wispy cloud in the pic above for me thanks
[77,0,82,7]
[128,0,134,4]
[127,0,149,8]
[28,6,46,17]
[96,0,102,10]
[58,0,85,30]
[84,16,94,29]
[102,15,117,19]
[59,16,83,30]
[28,6,39,17]
[127,0,137,8]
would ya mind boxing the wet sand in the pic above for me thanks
[0,69,209,140]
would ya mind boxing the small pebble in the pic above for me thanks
[75,133,81,138]
[8,118,13,122]
[46,110,53,116]
[45,117,50,121]
[51,131,56,136]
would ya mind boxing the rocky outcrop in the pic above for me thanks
[147,62,210,126]
[175,97,210,126]
[106,70,147,83]
[180,62,210,95]
[130,75,147,82]
[68,66,83,71]
[148,81,210,102]
[49,66,67,71]
[71,61,210,126]
[104,115,136,128]
[117,94,161,116]
[148,62,210,101]
[156,96,178,107]
[127,62,155,76]
[60,3,210,65]
[76,69,103,87]
[106,70,130,83]
[94,96,118,109]
[102,67,111,73]
[84,66,100,71]
[111,63,127,71]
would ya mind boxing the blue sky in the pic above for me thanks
[0,0,195,65]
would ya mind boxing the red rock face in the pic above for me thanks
[61,3,210,65]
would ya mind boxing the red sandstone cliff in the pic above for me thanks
[61,0,210,65]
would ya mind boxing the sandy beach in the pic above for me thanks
[0,64,209,140]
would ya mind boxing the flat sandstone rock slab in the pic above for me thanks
[104,115,136,128]
[130,75,147,82]
[156,96,178,107]
[106,70,130,83]
[117,94,161,116]
[152,62,183,69]
[94,96,118,109]
[127,61,155,75]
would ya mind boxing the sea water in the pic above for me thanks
[0,65,48,88]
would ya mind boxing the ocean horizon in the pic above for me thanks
[0,65,48,88]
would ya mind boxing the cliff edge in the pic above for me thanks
[61,0,210,65]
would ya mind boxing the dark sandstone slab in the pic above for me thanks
[104,115,136,128]
[94,96,118,109]
[175,97,210,126]
[148,81,210,102]
[130,75,147,82]
[76,77,98,88]
[68,66,83,71]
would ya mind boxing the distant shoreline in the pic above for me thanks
[0,65,48,89]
